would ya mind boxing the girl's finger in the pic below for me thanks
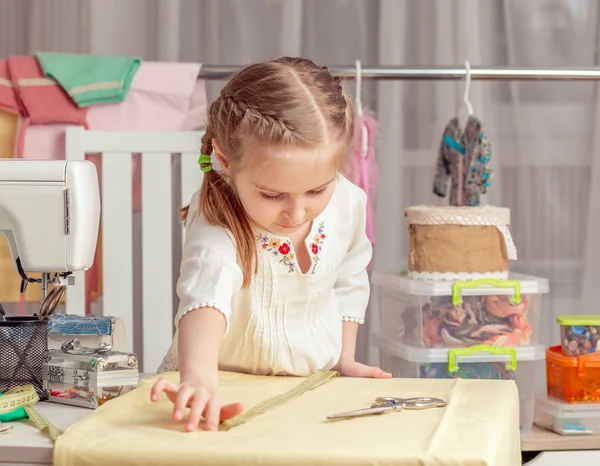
[150,378,177,402]
[220,402,244,422]
[172,385,195,421]
[201,397,221,431]
[186,391,209,432]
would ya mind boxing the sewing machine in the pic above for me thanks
[0,160,100,301]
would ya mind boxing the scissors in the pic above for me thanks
[326,396,447,420]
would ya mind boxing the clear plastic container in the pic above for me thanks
[373,333,546,433]
[557,315,600,357]
[371,271,549,348]
[534,395,600,435]
[546,345,600,403]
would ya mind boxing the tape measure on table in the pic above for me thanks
[219,370,339,431]
[0,385,62,441]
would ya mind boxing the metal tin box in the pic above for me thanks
[42,341,139,409]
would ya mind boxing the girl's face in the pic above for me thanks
[217,139,339,236]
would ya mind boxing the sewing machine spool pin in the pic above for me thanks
[41,273,49,302]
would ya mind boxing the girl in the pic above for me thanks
[151,56,390,432]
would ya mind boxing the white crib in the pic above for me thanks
[64,126,205,373]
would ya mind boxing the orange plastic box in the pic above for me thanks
[546,345,600,403]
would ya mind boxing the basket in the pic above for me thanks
[0,316,48,400]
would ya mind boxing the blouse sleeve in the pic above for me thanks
[334,184,373,324]
[174,198,243,334]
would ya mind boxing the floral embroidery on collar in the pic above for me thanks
[256,235,296,273]
[309,222,326,274]
[256,221,326,274]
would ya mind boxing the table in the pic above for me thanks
[0,402,87,465]
[1,404,598,465]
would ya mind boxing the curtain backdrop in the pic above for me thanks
[1,0,595,371]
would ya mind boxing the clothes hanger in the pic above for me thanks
[457,60,474,132]
[355,59,368,158]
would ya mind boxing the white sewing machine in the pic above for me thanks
[0,160,100,301]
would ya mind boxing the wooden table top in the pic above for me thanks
[521,425,600,451]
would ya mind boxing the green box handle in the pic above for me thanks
[452,278,521,306]
[448,345,517,373]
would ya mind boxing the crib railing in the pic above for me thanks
[65,126,204,373]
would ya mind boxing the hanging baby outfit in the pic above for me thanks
[433,115,492,207]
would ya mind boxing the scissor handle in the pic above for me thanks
[402,397,447,409]
[375,396,447,409]
[375,397,402,405]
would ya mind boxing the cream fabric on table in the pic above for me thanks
[54,371,521,466]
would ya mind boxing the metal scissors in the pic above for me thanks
[326,396,447,420]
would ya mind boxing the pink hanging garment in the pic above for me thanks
[347,61,379,268]
[348,108,379,246]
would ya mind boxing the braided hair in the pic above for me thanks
[183,57,354,288]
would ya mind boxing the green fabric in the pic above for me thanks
[0,392,28,422]
[35,52,141,107]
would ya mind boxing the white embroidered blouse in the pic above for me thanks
[159,176,372,377]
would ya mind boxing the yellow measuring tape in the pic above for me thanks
[0,385,62,441]
[219,370,339,431]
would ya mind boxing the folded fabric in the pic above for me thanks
[0,56,88,160]
[0,57,87,127]
[7,56,88,126]
[36,52,141,107]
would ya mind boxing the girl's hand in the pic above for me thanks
[150,377,244,432]
[333,359,392,379]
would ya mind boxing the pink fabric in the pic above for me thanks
[347,109,379,270]
[87,62,205,131]
[0,57,87,159]
[7,56,88,126]
[0,61,22,115]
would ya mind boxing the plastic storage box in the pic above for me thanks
[534,395,600,435]
[557,315,600,357]
[371,271,549,348]
[546,345,600,403]
[373,333,545,433]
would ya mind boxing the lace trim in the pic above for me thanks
[342,316,365,324]
[407,270,508,282]
[177,302,230,334]
[405,205,510,226]
[496,225,518,260]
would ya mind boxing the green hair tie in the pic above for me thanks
[198,154,213,172]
